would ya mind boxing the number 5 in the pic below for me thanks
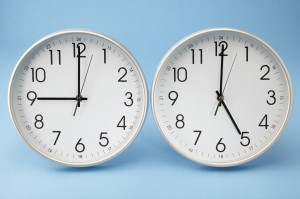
[240,132,250,146]
[99,132,109,147]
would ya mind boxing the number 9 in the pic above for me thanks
[27,91,37,106]
[168,91,178,105]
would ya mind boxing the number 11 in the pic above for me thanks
[191,49,203,64]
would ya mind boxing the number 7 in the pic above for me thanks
[193,130,202,145]
[52,131,61,145]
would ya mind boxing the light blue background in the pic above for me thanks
[1,0,300,198]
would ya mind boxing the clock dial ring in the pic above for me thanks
[9,29,148,167]
[152,28,292,167]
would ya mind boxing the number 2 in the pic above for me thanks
[260,65,270,80]
[118,67,127,82]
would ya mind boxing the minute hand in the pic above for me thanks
[77,45,81,107]
[219,44,225,96]
[216,91,241,135]
[214,53,237,116]
[73,54,93,116]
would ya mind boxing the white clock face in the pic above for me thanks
[152,28,292,167]
[9,30,147,166]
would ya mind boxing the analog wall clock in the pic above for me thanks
[152,28,292,167]
[9,29,147,167]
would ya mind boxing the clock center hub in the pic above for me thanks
[76,95,83,102]
[217,95,224,102]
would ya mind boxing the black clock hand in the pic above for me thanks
[38,97,87,100]
[73,54,93,116]
[214,53,237,116]
[77,45,81,107]
[216,91,241,135]
[219,43,225,97]
[215,44,226,115]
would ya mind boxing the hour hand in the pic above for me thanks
[216,91,241,135]
[37,97,87,100]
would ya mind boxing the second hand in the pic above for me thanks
[214,53,238,116]
[73,54,94,116]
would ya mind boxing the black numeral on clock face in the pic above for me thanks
[191,49,203,64]
[117,116,127,130]
[173,67,187,82]
[31,68,46,83]
[214,41,228,56]
[27,91,37,106]
[175,114,185,129]
[168,91,178,105]
[52,131,61,145]
[102,48,106,64]
[49,50,61,65]
[216,138,226,152]
[245,46,249,62]
[75,138,85,153]
[259,114,269,129]
[118,67,127,82]
[124,92,133,107]
[72,42,86,57]
[240,132,250,146]
[34,114,44,129]
[99,132,109,147]
[260,65,270,80]
[193,130,202,145]
[267,90,276,105]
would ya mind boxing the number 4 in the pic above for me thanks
[259,114,269,129]
[117,116,127,130]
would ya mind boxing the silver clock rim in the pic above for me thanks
[8,29,148,167]
[151,27,292,167]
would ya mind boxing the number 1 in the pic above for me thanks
[245,46,248,62]
[102,48,106,64]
